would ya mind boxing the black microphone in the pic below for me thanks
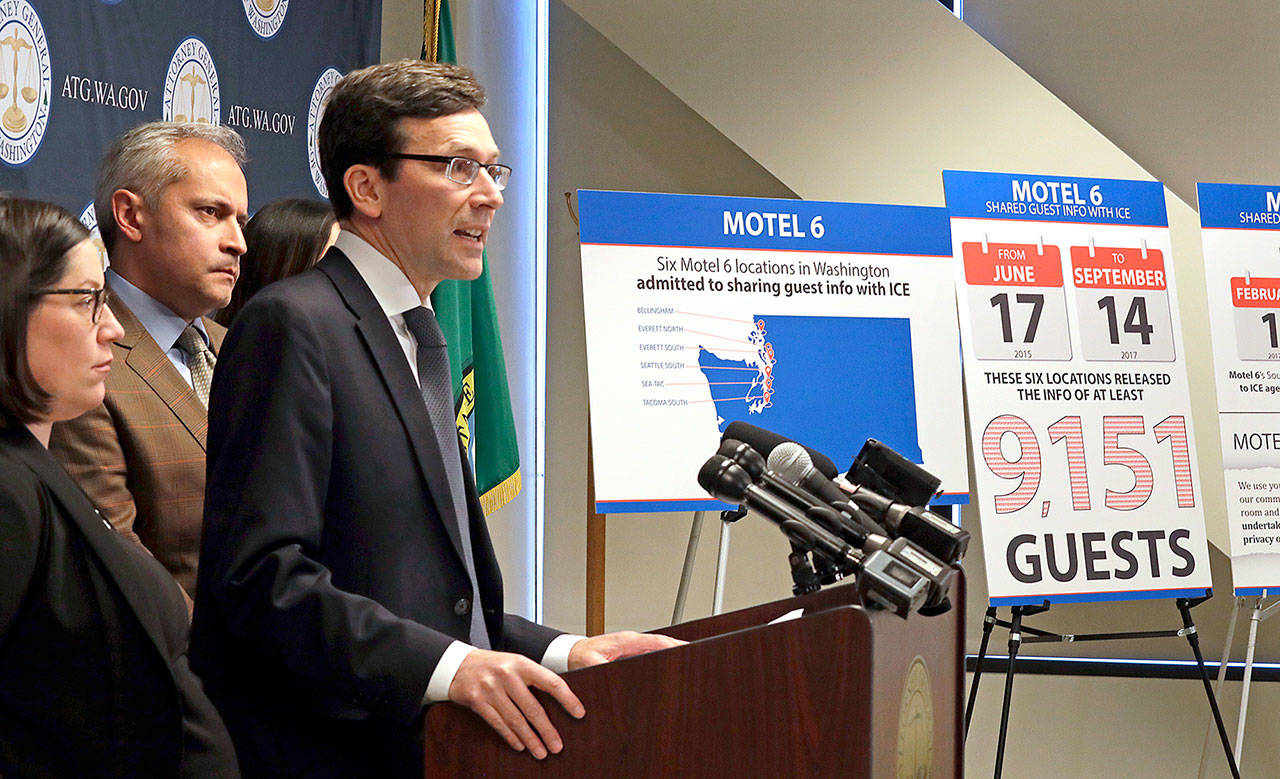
[804,504,955,612]
[721,440,888,552]
[768,443,889,537]
[717,440,832,516]
[773,442,969,565]
[721,421,840,478]
[698,454,857,573]
[697,455,929,617]
[845,487,970,565]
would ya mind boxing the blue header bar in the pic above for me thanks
[577,189,952,256]
[943,170,1169,227]
[1197,182,1280,229]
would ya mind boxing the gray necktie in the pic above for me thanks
[401,307,490,650]
[176,324,215,408]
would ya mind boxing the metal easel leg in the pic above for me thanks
[712,519,731,616]
[965,606,998,742]
[1178,597,1240,779]
[1199,596,1241,779]
[993,606,1023,779]
[671,511,706,625]
[1235,596,1266,768]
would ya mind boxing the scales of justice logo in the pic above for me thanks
[307,67,342,198]
[242,0,289,40]
[163,37,220,125]
[78,203,110,270]
[0,0,51,166]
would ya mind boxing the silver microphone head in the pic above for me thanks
[767,441,814,484]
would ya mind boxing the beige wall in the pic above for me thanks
[384,0,1280,773]
[544,1,799,634]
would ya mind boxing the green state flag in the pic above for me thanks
[425,0,522,514]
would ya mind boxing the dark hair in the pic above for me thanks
[0,197,92,427]
[215,198,336,326]
[319,59,485,219]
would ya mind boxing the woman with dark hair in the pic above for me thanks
[0,197,239,776]
[215,197,336,326]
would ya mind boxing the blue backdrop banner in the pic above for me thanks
[0,0,380,221]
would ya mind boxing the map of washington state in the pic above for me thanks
[697,314,924,467]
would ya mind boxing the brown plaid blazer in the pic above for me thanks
[49,291,225,602]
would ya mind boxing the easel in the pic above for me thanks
[671,508,743,624]
[1196,592,1279,776]
[964,595,1240,779]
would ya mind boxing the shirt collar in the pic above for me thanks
[106,267,208,350]
[334,230,431,318]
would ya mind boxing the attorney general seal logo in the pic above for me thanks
[78,202,109,270]
[0,0,51,166]
[895,656,935,778]
[242,0,288,40]
[307,67,342,198]
[163,37,220,124]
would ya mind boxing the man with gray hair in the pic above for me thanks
[51,121,249,606]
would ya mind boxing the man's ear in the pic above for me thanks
[110,189,148,245]
[344,164,384,220]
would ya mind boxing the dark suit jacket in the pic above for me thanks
[191,249,560,778]
[0,425,237,777]
[49,290,225,600]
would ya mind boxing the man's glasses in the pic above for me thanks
[35,287,112,324]
[386,153,512,191]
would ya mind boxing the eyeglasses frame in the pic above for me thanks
[34,287,112,324]
[385,153,512,191]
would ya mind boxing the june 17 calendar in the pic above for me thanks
[1198,182,1280,595]
[944,170,1212,606]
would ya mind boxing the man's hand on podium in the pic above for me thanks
[446,632,684,759]
[448,649,584,760]
[567,630,685,670]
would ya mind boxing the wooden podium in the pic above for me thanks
[424,581,964,776]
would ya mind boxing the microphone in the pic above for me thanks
[722,421,840,478]
[768,443,888,537]
[772,442,969,565]
[698,454,856,572]
[845,486,970,565]
[717,440,830,515]
[803,506,956,613]
[697,455,929,617]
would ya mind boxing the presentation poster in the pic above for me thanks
[578,190,969,514]
[1198,182,1280,596]
[943,171,1212,605]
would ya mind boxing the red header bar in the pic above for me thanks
[1069,246,1166,290]
[1231,276,1280,308]
[962,242,1063,287]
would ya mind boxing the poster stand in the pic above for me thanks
[670,510,737,624]
[1195,593,1280,775]
[964,597,1239,779]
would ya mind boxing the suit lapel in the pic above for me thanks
[107,290,210,449]
[7,429,173,655]
[316,250,468,563]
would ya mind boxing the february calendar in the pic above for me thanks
[1198,182,1280,595]
[944,170,1212,606]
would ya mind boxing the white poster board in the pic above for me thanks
[943,170,1212,606]
[1198,182,1280,596]
[577,190,969,514]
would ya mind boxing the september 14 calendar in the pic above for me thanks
[943,170,1212,606]
[1198,182,1280,595]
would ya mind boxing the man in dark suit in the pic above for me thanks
[50,122,249,606]
[192,60,677,777]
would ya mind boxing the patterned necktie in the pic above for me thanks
[176,324,216,408]
[401,306,490,650]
